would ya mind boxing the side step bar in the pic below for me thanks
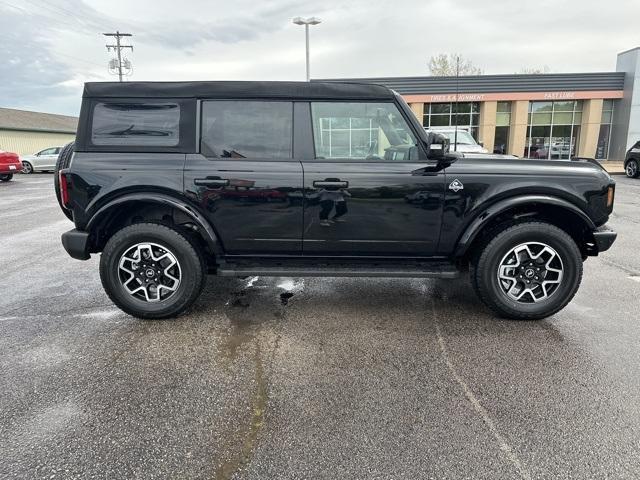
[217,263,460,279]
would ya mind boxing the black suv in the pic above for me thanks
[57,81,617,320]
[624,141,640,178]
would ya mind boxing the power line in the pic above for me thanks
[104,31,133,82]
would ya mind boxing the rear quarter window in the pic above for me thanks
[91,102,180,146]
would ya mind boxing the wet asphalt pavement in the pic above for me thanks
[1,174,640,479]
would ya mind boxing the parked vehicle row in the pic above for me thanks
[0,146,68,181]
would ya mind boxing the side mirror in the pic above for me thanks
[425,132,450,160]
[478,142,484,147]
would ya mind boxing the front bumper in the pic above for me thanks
[61,229,91,260]
[592,224,617,253]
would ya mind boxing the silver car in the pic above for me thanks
[424,128,489,154]
[20,146,62,173]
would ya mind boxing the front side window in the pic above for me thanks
[39,148,57,155]
[201,101,293,159]
[91,102,180,146]
[311,102,418,161]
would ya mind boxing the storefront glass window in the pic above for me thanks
[423,102,480,140]
[596,99,614,159]
[494,102,511,154]
[525,100,583,159]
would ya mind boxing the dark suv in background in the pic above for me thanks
[56,81,617,320]
[624,141,640,178]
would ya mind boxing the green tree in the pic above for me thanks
[428,53,483,76]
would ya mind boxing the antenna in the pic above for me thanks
[454,55,460,152]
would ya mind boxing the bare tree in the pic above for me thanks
[428,53,483,76]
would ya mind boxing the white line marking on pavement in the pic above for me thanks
[435,320,532,480]
[629,276,640,283]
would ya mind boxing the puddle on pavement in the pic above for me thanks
[279,292,294,305]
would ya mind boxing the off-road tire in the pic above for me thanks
[100,223,207,319]
[54,141,75,220]
[625,159,639,178]
[471,221,583,320]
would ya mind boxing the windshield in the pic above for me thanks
[441,130,477,145]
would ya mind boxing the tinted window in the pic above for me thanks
[39,148,57,155]
[91,102,180,146]
[201,101,292,159]
[311,102,418,160]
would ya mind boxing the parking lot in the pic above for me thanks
[1,173,639,479]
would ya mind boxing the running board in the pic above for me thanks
[217,261,460,279]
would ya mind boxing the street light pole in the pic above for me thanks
[293,17,321,82]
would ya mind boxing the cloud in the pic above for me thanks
[0,0,637,116]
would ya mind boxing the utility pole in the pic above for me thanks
[104,31,133,82]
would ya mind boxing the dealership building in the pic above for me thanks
[322,47,640,161]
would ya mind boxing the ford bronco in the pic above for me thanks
[57,81,617,320]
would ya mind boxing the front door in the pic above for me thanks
[184,100,303,255]
[301,101,445,256]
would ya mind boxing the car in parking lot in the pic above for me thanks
[624,140,640,178]
[20,146,62,173]
[57,80,617,321]
[0,149,22,181]
[425,127,489,154]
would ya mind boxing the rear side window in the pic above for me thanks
[201,101,292,159]
[91,102,180,146]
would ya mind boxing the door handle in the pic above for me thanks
[313,180,349,188]
[194,178,229,187]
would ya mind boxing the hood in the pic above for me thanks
[457,155,612,179]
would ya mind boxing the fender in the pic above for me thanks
[86,192,223,256]
[454,194,596,257]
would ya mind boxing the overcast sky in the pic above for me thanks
[0,0,637,116]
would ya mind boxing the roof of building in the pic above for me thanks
[315,72,626,94]
[83,81,395,100]
[0,107,78,134]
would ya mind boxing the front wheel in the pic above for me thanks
[22,161,33,174]
[626,159,639,178]
[0,174,13,182]
[100,223,206,319]
[471,222,583,320]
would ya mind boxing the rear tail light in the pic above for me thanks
[59,170,71,209]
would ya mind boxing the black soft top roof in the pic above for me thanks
[82,81,395,100]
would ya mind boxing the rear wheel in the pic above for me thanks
[471,222,583,320]
[100,223,206,319]
[626,159,639,178]
[1,174,13,182]
[22,161,33,174]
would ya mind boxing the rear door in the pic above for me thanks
[184,100,304,255]
[300,101,445,256]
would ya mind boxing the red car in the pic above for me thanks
[0,150,22,182]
